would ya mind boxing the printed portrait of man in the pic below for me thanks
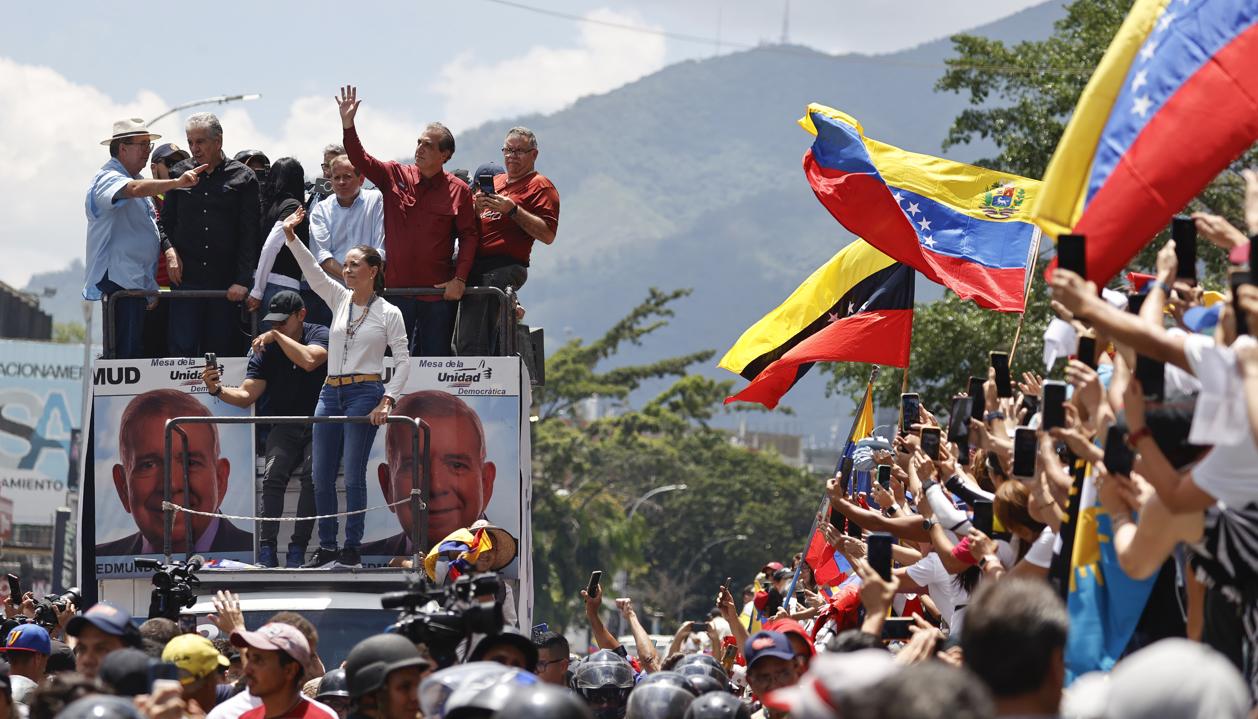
[96,389,251,556]
[360,390,503,556]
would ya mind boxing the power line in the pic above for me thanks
[477,0,1096,78]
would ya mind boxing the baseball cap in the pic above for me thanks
[473,162,505,181]
[1182,304,1222,334]
[151,143,189,165]
[231,623,311,670]
[262,290,305,323]
[763,618,815,658]
[233,149,271,166]
[163,634,229,684]
[66,602,136,641]
[761,561,784,573]
[4,624,50,655]
[742,631,794,669]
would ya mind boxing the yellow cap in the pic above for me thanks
[162,634,229,684]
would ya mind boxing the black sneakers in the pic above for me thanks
[338,547,362,569]
[303,547,339,569]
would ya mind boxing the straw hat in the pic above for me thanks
[469,520,518,571]
[101,117,161,146]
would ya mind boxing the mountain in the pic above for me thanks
[34,1,1067,444]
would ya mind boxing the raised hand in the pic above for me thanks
[1192,212,1248,250]
[282,206,306,242]
[176,164,209,188]
[336,85,362,129]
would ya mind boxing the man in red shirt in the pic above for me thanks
[232,624,333,719]
[335,85,479,356]
[455,127,559,356]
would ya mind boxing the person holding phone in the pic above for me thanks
[458,127,561,356]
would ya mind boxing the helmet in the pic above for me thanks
[638,671,697,696]
[469,629,540,672]
[444,667,539,719]
[316,668,349,700]
[233,149,271,166]
[625,683,694,719]
[675,654,723,673]
[344,634,431,698]
[490,683,593,719]
[420,662,514,719]
[676,662,728,686]
[57,696,145,719]
[683,674,725,697]
[683,693,751,719]
[573,650,635,719]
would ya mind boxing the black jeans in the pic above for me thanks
[455,262,528,356]
[258,424,315,550]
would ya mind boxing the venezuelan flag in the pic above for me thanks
[800,104,1042,313]
[1034,0,1258,285]
[720,240,913,409]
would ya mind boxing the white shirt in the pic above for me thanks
[310,189,386,265]
[289,231,410,399]
[206,689,338,719]
[1184,334,1258,508]
[250,222,302,299]
[905,552,970,634]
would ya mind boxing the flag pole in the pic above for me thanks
[1009,227,1044,363]
[782,366,880,606]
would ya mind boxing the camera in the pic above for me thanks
[28,588,82,629]
[134,556,203,620]
[382,573,505,668]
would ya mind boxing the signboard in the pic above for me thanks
[0,340,85,525]
[90,357,255,577]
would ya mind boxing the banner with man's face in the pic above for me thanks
[360,357,526,579]
[91,358,255,577]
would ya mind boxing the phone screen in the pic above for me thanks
[1042,381,1067,431]
[968,377,986,420]
[990,352,1013,398]
[1172,216,1197,282]
[1103,425,1134,476]
[178,613,197,635]
[1077,335,1098,370]
[1135,355,1165,402]
[920,427,941,461]
[5,574,19,606]
[948,396,972,443]
[881,617,914,641]
[1057,233,1087,279]
[867,533,894,582]
[972,500,994,536]
[586,571,602,597]
[900,393,920,433]
[1012,427,1037,477]
[877,464,892,490]
[476,174,497,195]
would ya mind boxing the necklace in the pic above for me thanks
[342,294,376,373]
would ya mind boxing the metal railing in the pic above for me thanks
[163,415,431,570]
[103,286,520,358]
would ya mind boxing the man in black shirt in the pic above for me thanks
[202,291,329,568]
[162,112,261,358]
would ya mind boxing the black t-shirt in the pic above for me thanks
[246,322,329,416]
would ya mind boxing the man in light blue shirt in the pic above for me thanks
[85,118,205,358]
[307,154,384,326]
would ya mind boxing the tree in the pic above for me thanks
[52,322,86,344]
[531,289,817,634]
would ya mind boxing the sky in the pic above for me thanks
[1,0,1044,291]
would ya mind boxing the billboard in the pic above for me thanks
[91,357,255,577]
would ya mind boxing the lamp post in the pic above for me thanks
[627,483,688,520]
[679,534,749,620]
[148,93,261,126]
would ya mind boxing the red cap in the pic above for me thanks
[763,617,816,657]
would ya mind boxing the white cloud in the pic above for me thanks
[0,57,421,289]
[432,8,667,130]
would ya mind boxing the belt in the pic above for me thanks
[325,374,382,386]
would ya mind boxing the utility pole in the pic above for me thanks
[780,0,790,45]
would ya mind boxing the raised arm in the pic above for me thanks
[1051,269,1191,373]
[582,585,620,651]
[337,86,392,190]
[617,598,660,673]
[283,207,347,308]
[118,165,208,200]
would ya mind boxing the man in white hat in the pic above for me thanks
[85,117,206,358]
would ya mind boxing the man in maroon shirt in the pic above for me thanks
[336,85,479,356]
[456,126,560,356]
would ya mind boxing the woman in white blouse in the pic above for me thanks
[282,206,410,569]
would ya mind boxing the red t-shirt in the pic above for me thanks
[239,697,335,719]
[478,172,559,266]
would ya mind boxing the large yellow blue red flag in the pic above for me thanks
[800,104,1042,313]
[1034,0,1258,285]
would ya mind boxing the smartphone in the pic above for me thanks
[972,500,994,537]
[1042,381,1067,431]
[1012,427,1037,477]
[876,464,892,490]
[178,613,197,635]
[794,590,807,606]
[1057,233,1087,279]
[1077,335,1098,370]
[724,577,732,592]
[948,396,972,443]
[900,393,921,433]
[867,532,894,582]
[692,621,709,633]
[920,427,941,461]
[968,376,986,420]
[881,617,914,641]
[586,571,602,598]
[721,643,737,663]
[311,177,332,197]
[5,574,20,607]
[1135,354,1166,402]
[839,456,854,496]
[476,173,497,196]
[1127,292,1147,315]
[844,515,863,539]
[990,352,1013,398]
[1172,215,1197,282]
[1103,425,1135,477]
[204,352,216,368]
[1232,270,1252,338]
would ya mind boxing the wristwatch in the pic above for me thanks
[209,385,222,397]
[984,411,1006,422]
[922,517,938,531]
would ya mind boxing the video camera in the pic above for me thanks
[5,574,81,629]
[134,556,203,621]
[382,572,504,668]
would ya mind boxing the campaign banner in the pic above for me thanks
[91,357,255,577]
[0,340,90,526]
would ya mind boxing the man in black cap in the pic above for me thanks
[202,290,329,567]
[234,150,271,185]
[65,602,142,679]
[343,634,430,719]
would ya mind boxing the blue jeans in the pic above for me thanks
[389,297,456,356]
[98,276,146,359]
[312,381,383,550]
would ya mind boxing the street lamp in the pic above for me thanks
[148,93,262,126]
[679,533,749,619]
[627,483,688,519]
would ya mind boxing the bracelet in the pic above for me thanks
[1125,426,1152,448]
[508,203,519,218]
[382,395,396,407]
[1149,280,1172,295]
[209,385,223,397]
[451,277,466,285]
[985,411,1006,422]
